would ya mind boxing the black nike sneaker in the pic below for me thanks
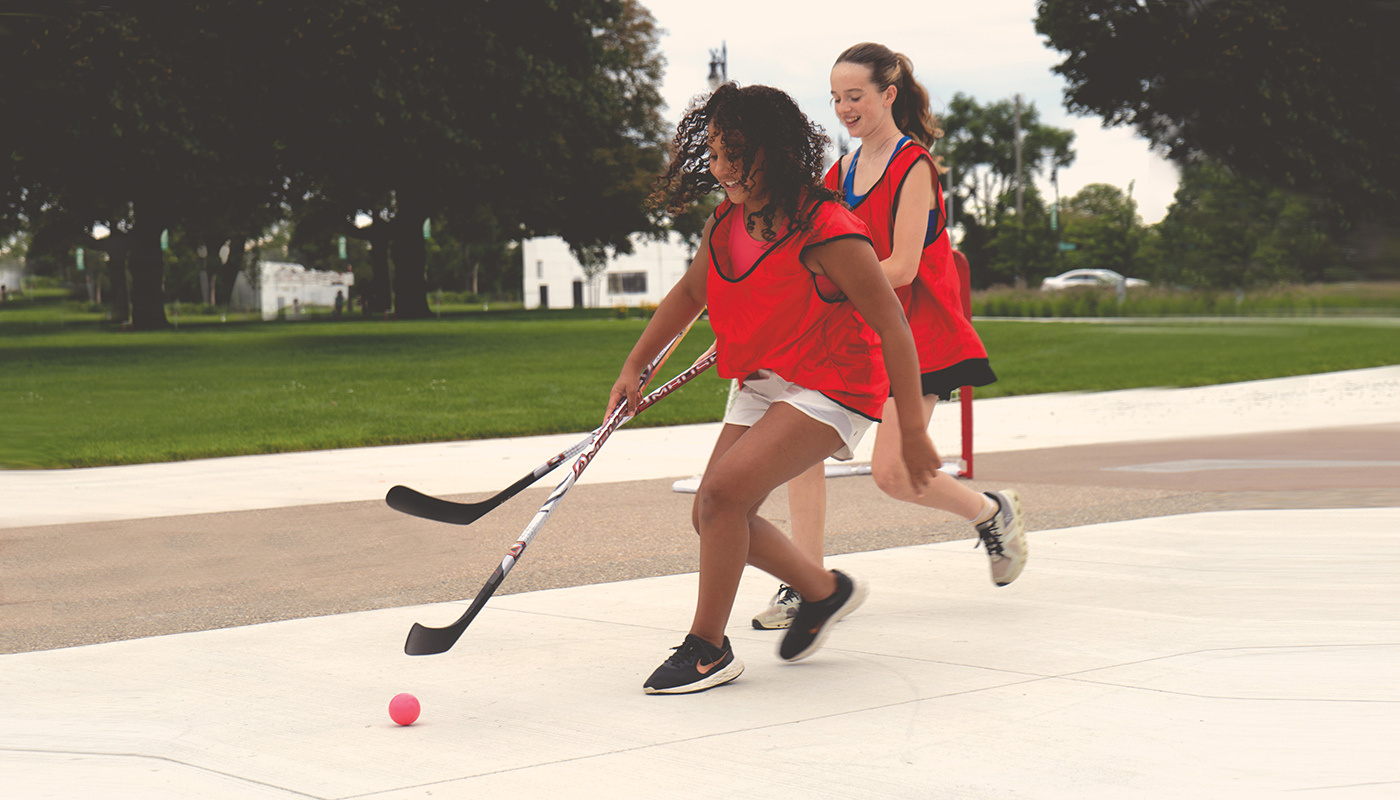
[778,570,867,662]
[643,633,744,695]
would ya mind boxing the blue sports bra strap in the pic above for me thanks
[925,178,947,247]
[842,147,861,206]
[845,136,916,205]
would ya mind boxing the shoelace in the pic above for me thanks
[775,585,800,605]
[975,519,1006,558]
[665,638,709,667]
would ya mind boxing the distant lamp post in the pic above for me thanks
[707,42,727,91]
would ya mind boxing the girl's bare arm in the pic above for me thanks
[806,236,939,490]
[882,158,934,288]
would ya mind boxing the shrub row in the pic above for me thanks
[971,283,1400,318]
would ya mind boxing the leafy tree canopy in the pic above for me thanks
[936,93,1074,286]
[1142,159,1340,288]
[939,93,1075,228]
[1057,183,1141,276]
[1035,0,1400,217]
[0,0,668,327]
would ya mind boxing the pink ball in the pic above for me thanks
[388,692,420,726]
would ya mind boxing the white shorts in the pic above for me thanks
[722,370,874,461]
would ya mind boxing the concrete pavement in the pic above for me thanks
[2,365,1399,798]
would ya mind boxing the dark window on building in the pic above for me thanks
[608,272,648,294]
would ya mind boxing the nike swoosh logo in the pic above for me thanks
[696,651,727,675]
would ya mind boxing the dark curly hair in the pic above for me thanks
[651,82,839,240]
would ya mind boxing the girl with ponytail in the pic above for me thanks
[751,44,1028,632]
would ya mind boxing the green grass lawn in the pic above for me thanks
[975,318,1399,396]
[2,303,1396,468]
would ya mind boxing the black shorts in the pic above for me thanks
[891,358,998,401]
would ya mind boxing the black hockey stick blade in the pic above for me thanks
[402,352,718,655]
[386,469,538,526]
[384,315,703,526]
[404,566,505,655]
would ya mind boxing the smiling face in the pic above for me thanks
[829,61,897,141]
[707,123,767,211]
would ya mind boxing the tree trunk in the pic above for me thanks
[86,231,131,325]
[199,235,218,306]
[366,223,392,313]
[107,248,130,325]
[127,224,170,331]
[391,213,431,319]
[215,237,247,307]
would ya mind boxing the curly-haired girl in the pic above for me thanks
[607,83,940,695]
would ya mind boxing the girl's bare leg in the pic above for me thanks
[870,395,988,520]
[785,462,827,563]
[689,405,843,646]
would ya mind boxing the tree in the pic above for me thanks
[535,0,669,264]
[1142,159,1339,288]
[0,2,297,328]
[1058,183,1141,276]
[939,93,1076,229]
[0,231,25,263]
[1036,0,1400,218]
[279,0,668,319]
[668,193,723,253]
[975,187,1060,289]
[1,1,669,327]
[936,93,1075,286]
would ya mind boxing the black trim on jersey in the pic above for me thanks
[889,148,947,249]
[840,139,914,211]
[709,202,801,284]
[927,179,949,247]
[820,390,882,422]
[755,369,884,422]
[802,232,877,304]
[712,201,735,225]
[811,271,846,303]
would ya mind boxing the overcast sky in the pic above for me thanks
[641,0,1180,224]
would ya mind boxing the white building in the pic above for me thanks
[258,261,354,321]
[521,232,694,310]
[0,262,23,299]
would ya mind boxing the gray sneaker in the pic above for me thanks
[752,584,801,630]
[975,490,1027,586]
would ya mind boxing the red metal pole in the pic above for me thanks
[952,250,974,479]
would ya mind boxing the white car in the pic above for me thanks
[1040,268,1149,291]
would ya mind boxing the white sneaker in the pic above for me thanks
[975,490,1028,586]
[751,584,801,630]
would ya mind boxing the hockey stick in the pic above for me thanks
[386,313,703,525]
[404,349,717,655]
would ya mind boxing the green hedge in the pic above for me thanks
[972,282,1400,318]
